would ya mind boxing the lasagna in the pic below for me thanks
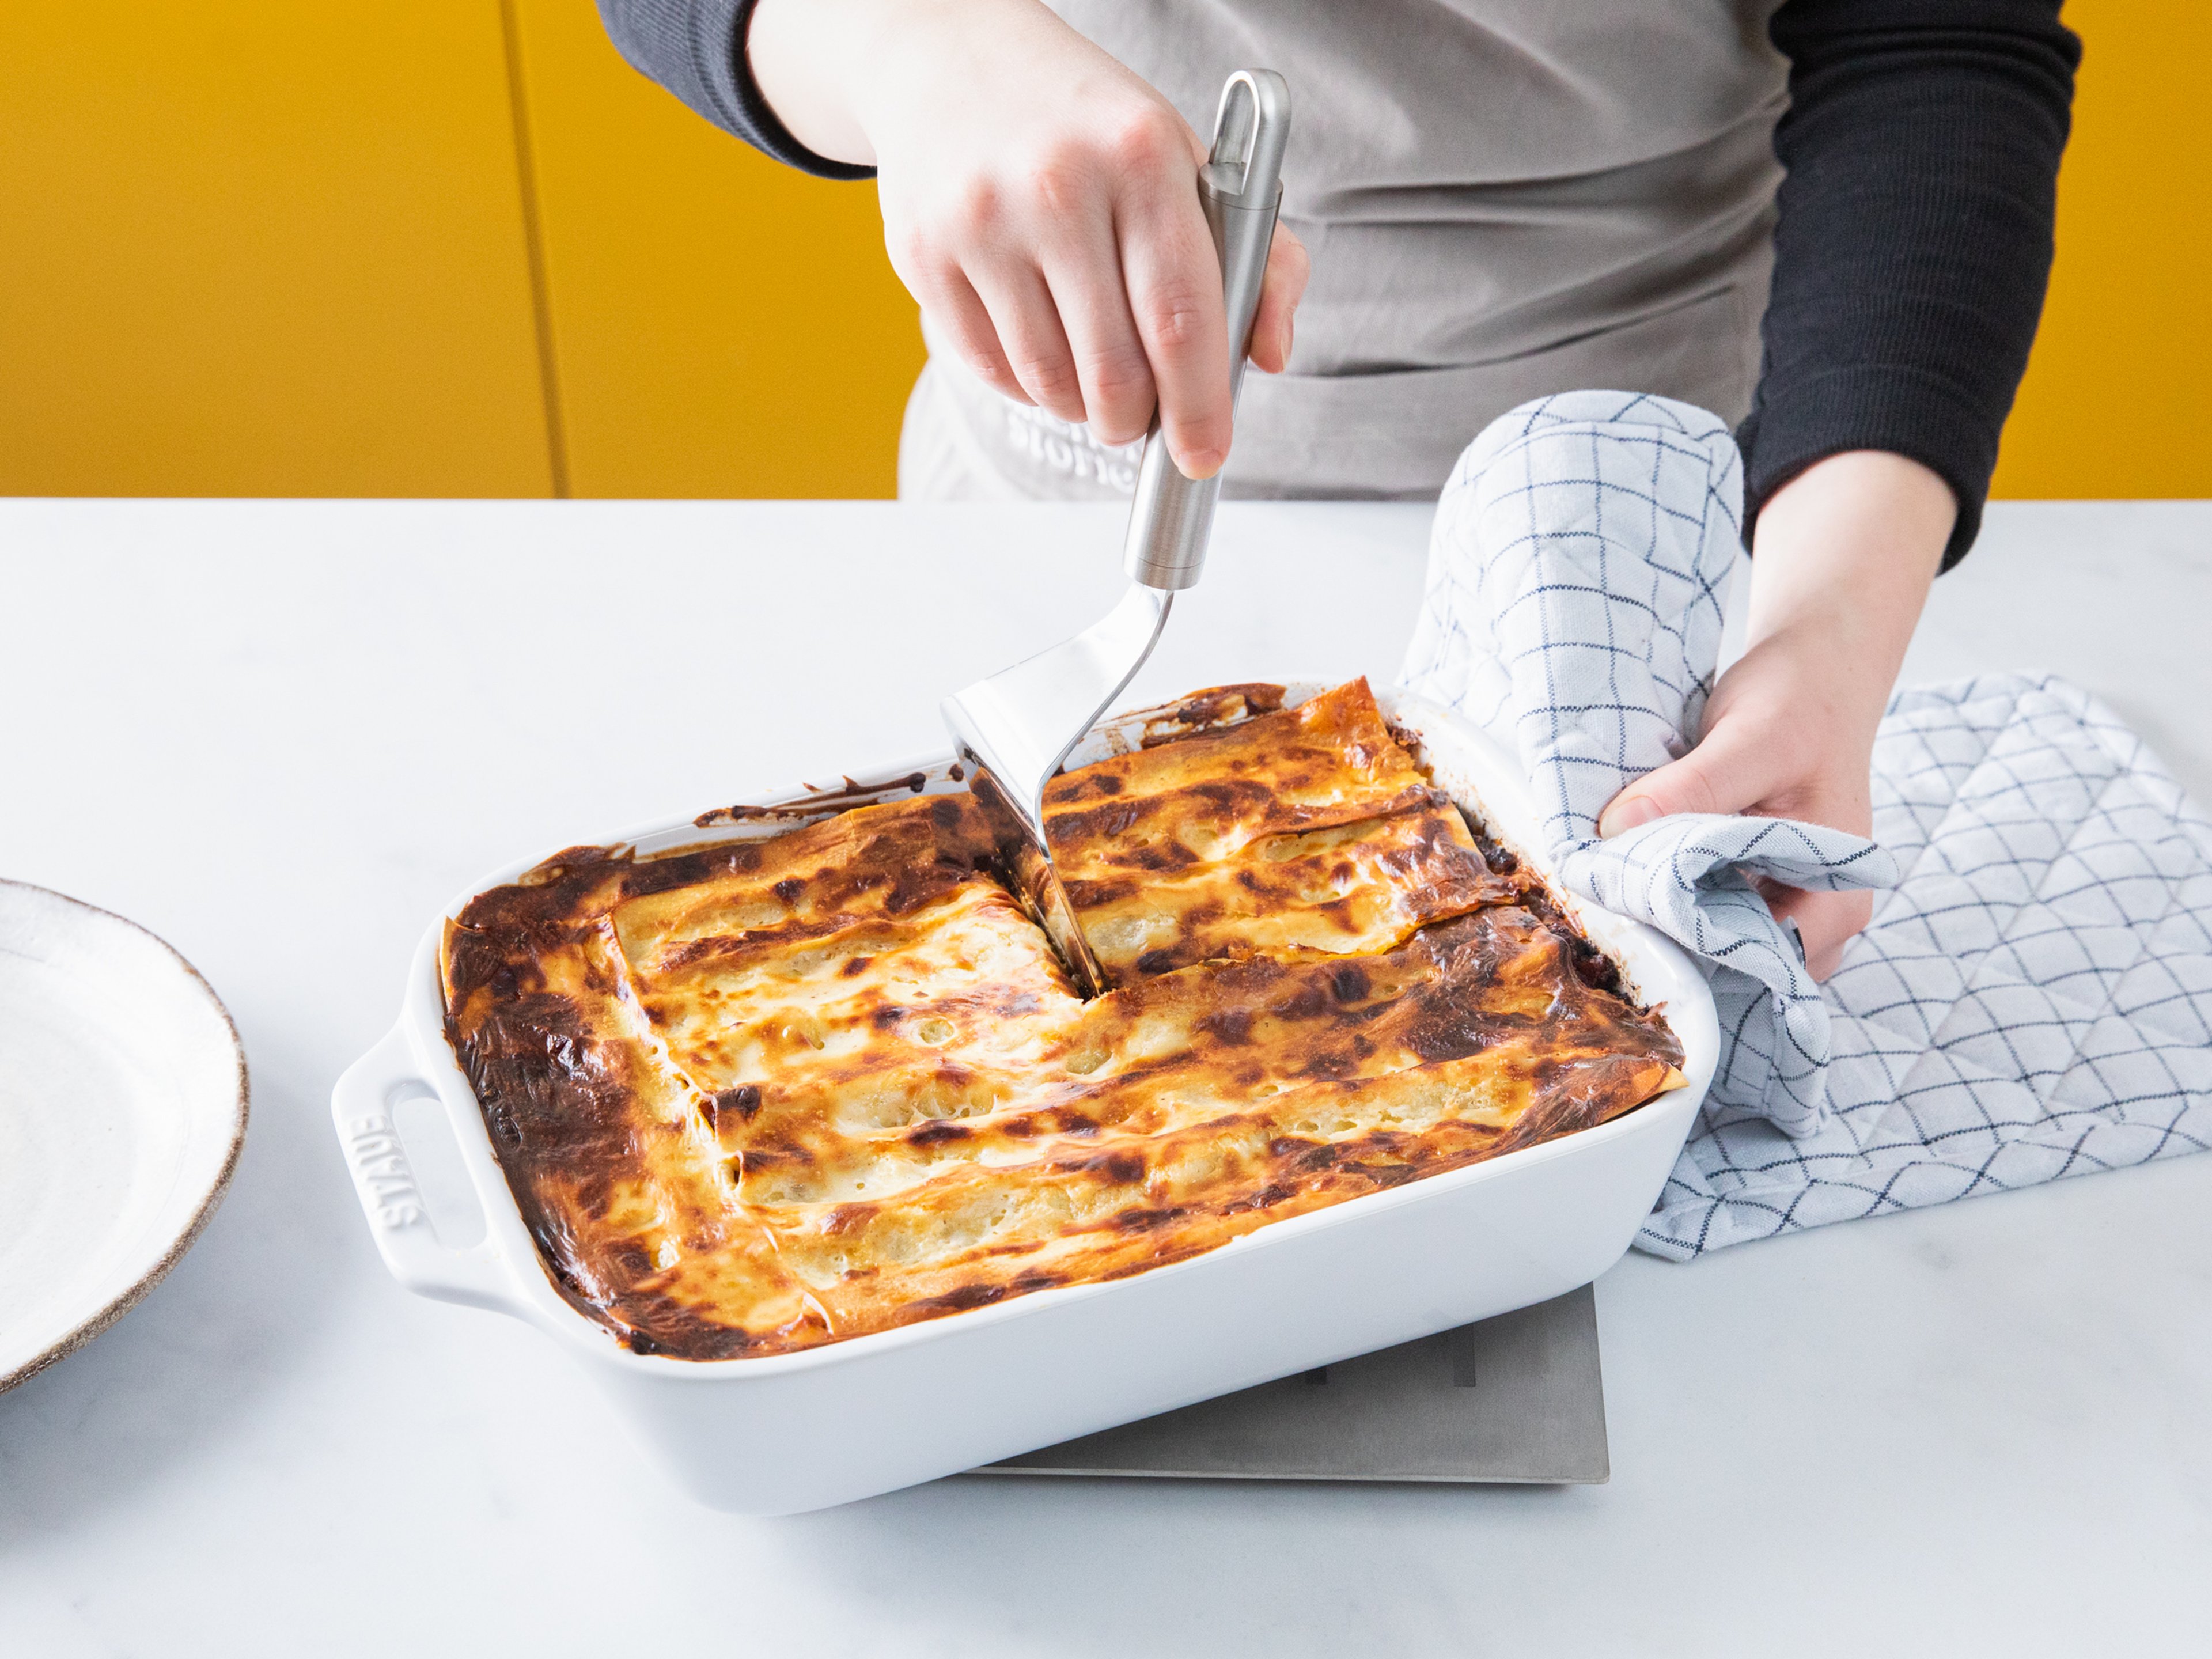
[441,679,1684,1359]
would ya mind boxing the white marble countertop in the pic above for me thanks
[2,498,2207,1656]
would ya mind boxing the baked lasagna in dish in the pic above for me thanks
[441,679,1684,1359]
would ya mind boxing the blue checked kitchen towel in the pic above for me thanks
[1400,391,2212,1257]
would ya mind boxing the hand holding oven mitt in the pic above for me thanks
[1400,392,1898,1138]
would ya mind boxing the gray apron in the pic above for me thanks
[900,0,1788,502]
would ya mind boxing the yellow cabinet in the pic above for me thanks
[1994,1,2211,499]
[0,1,2202,502]
[507,0,924,499]
[0,3,554,497]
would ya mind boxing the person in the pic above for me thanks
[597,0,2078,978]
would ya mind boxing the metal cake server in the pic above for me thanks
[941,68,1291,996]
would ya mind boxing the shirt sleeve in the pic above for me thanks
[594,0,876,181]
[1741,0,2080,569]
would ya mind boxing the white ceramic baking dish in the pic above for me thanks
[332,682,1717,1515]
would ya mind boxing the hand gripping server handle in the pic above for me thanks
[1122,69,1290,592]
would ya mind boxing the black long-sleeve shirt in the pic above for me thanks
[596,0,2077,566]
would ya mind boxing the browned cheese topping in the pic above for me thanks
[441,680,1685,1359]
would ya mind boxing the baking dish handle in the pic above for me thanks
[331,1025,523,1315]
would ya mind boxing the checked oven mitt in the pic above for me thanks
[1399,391,1897,1139]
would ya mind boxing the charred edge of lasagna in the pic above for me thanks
[1115,681,1290,750]
[1380,711,1626,1000]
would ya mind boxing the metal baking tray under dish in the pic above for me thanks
[331,681,1718,1515]
[975,1283,1609,1485]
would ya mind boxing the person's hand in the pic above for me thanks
[749,0,1310,478]
[1596,451,1955,979]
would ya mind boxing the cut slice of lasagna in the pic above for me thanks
[442,677,1683,1359]
[1044,679,1516,982]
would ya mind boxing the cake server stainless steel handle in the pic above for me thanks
[1122,69,1291,592]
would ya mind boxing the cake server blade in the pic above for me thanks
[944,584,1169,997]
[940,69,1290,998]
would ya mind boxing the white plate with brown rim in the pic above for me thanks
[0,880,248,1392]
